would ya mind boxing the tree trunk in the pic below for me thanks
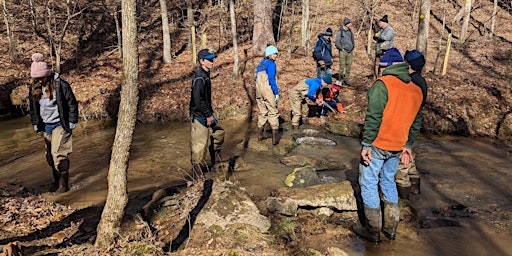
[301,0,309,51]
[229,0,239,77]
[489,0,497,38]
[288,0,296,57]
[160,0,172,63]
[460,0,471,42]
[416,0,430,55]
[252,0,274,56]
[2,0,16,62]
[94,0,138,248]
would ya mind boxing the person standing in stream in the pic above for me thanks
[29,52,78,193]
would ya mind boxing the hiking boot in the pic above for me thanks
[258,127,265,141]
[344,81,351,86]
[354,206,381,242]
[382,201,400,240]
[410,178,421,194]
[272,129,279,145]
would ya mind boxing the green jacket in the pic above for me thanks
[363,63,423,150]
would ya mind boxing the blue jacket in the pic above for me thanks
[313,34,333,67]
[304,78,323,102]
[255,58,279,95]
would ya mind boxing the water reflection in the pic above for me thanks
[0,116,511,255]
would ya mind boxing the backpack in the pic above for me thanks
[312,41,325,61]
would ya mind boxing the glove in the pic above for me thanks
[274,94,279,102]
[33,125,38,132]
[69,123,76,130]
[318,60,326,69]
[374,31,381,39]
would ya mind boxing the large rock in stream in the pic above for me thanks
[265,181,357,216]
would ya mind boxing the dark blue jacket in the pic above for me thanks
[313,34,333,67]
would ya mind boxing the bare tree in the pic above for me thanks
[416,0,430,55]
[104,0,122,56]
[301,0,309,51]
[160,0,172,63]
[95,0,139,247]
[44,0,85,73]
[252,0,274,55]
[230,0,239,76]
[2,0,16,61]
[489,0,497,38]
[460,0,471,42]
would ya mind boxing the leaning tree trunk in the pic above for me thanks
[252,0,274,56]
[229,0,239,76]
[460,0,471,42]
[416,0,430,55]
[489,0,497,38]
[160,0,172,63]
[95,0,139,248]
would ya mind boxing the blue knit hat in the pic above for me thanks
[322,75,332,84]
[404,50,426,71]
[379,48,403,67]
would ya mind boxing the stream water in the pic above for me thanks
[0,116,511,255]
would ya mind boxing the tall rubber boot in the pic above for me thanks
[56,159,70,193]
[258,127,265,141]
[51,167,60,191]
[272,129,279,145]
[382,201,400,240]
[397,185,411,200]
[410,178,421,194]
[354,206,382,242]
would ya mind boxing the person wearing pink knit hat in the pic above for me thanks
[28,52,78,193]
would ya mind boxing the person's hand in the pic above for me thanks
[318,60,326,69]
[206,116,214,126]
[400,148,414,165]
[69,123,76,130]
[274,94,279,102]
[315,99,324,106]
[361,148,372,166]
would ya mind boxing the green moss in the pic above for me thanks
[122,243,162,256]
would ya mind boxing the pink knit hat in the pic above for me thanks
[30,53,52,78]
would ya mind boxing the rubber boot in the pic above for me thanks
[56,159,70,193]
[354,206,382,242]
[397,185,411,200]
[382,201,400,240]
[51,167,60,191]
[272,129,279,145]
[258,127,265,141]
[410,178,421,194]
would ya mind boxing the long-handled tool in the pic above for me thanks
[323,102,338,113]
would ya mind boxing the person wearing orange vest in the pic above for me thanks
[354,48,423,242]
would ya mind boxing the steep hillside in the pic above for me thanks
[1,0,511,139]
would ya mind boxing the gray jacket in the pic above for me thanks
[376,25,394,54]
[335,26,355,53]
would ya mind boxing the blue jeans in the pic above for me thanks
[317,67,332,79]
[321,100,337,116]
[359,145,402,208]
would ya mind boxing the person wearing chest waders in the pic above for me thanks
[189,49,228,180]
[28,53,78,193]
[255,45,280,145]
[355,48,423,242]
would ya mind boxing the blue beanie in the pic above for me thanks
[379,48,403,67]
[404,50,426,71]
[322,75,332,84]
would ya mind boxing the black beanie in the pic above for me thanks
[404,50,426,71]
[380,15,388,23]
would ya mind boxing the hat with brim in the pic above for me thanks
[198,48,216,61]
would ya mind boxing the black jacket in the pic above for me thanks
[411,71,428,105]
[189,66,213,119]
[29,73,78,134]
